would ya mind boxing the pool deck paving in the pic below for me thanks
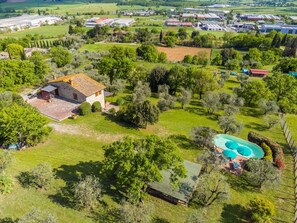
[216,147,247,176]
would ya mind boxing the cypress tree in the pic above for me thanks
[281,33,288,46]
[68,25,74,35]
[159,30,163,43]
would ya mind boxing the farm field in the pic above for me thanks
[0,77,294,223]
[0,25,68,39]
[157,46,211,61]
[0,1,118,14]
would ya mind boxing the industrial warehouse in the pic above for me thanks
[0,15,62,32]
[84,18,135,28]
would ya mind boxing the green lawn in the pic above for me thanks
[79,43,139,52]
[1,1,118,15]
[0,25,68,39]
[0,77,294,222]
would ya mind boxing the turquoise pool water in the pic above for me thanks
[213,134,264,159]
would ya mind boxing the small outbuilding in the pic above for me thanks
[147,160,202,206]
[288,71,297,77]
[249,69,269,77]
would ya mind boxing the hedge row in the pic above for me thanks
[248,132,285,170]
[261,142,273,162]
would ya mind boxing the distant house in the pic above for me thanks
[0,52,9,60]
[41,73,106,108]
[24,47,48,57]
[249,69,269,78]
[147,160,202,206]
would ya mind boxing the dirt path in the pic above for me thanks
[48,123,125,143]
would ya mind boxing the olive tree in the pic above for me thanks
[190,127,216,149]
[74,175,102,210]
[245,159,280,189]
[19,163,55,190]
[18,208,57,223]
[157,85,175,112]
[132,81,151,103]
[201,91,221,114]
[178,87,192,109]
[185,209,208,223]
[258,99,279,115]
[218,115,243,134]
[193,171,230,207]
[117,201,154,223]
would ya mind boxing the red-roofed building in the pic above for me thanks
[249,69,269,77]
[180,22,193,27]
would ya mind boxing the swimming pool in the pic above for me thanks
[213,134,264,159]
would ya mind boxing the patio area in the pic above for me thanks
[216,147,248,176]
[28,96,80,121]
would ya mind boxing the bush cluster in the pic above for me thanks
[261,142,273,161]
[91,102,102,112]
[78,102,91,116]
[248,132,285,170]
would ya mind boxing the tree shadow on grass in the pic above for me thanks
[92,206,122,223]
[168,134,200,150]
[240,107,262,118]
[185,107,219,122]
[221,204,248,223]
[49,161,123,208]
[224,172,258,193]
[0,218,17,223]
[245,122,266,131]
[151,217,171,223]
[102,113,138,130]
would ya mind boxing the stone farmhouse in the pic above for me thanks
[29,74,106,121]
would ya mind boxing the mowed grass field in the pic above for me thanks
[0,25,68,39]
[0,77,294,223]
[79,43,139,52]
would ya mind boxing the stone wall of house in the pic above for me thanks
[51,82,86,103]
[86,90,106,108]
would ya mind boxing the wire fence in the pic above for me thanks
[279,113,297,223]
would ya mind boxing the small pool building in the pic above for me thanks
[147,160,202,206]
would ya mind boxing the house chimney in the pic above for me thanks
[69,79,74,86]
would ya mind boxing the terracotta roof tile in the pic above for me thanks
[50,74,105,97]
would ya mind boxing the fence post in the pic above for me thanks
[279,114,297,223]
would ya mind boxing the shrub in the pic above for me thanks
[18,208,57,223]
[261,142,273,161]
[74,175,102,210]
[78,102,91,116]
[0,151,12,173]
[0,175,13,194]
[275,158,285,170]
[248,197,276,223]
[91,102,102,112]
[108,108,116,115]
[116,98,125,106]
[248,132,285,170]
[18,163,55,190]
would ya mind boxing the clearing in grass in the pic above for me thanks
[157,46,211,62]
